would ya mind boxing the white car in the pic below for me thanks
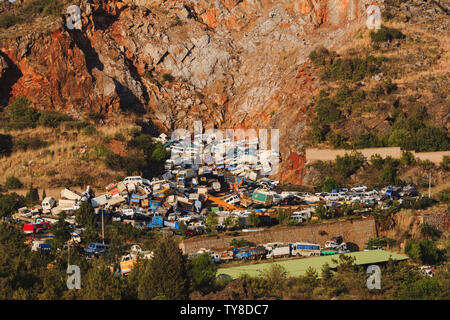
[123,176,150,186]
[351,185,368,192]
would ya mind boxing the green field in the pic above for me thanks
[217,250,408,279]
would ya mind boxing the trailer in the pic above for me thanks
[251,191,273,206]
[24,221,51,234]
[265,243,290,259]
[147,215,164,228]
[233,246,266,260]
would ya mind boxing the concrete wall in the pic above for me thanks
[306,148,450,164]
[180,217,377,254]
[412,151,450,164]
[306,147,401,162]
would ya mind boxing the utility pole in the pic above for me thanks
[428,171,431,198]
[101,209,105,245]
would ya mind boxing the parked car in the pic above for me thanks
[84,243,108,257]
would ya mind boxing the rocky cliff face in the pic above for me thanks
[0,0,375,181]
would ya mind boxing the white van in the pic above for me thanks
[224,194,240,205]
[123,176,150,186]
[41,197,56,211]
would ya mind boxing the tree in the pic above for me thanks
[25,184,39,204]
[321,263,334,286]
[0,134,13,157]
[4,176,23,189]
[224,215,239,229]
[405,239,444,265]
[322,176,338,193]
[314,203,327,219]
[138,235,191,300]
[247,213,261,227]
[400,151,416,166]
[81,262,123,300]
[260,264,288,298]
[151,142,169,162]
[178,221,187,236]
[75,201,97,227]
[441,156,450,171]
[276,210,290,225]
[396,278,442,300]
[229,238,250,247]
[0,192,25,218]
[335,153,363,178]
[190,253,218,294]
[205,213,218,231]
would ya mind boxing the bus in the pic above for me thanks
[289,242,321,257]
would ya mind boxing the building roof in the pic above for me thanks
[217,250,408,279]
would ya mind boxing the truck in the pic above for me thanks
[251,191,273,206]
[264,242,290,258]
[290,210,312,223]
[147,215,164,228]
[24,221,51,234]
[60,188,82,201]
[164,220,179,229]
[233,246,266,260]
[177,169,196,181]
[120,245,153,275]
[41,197,56,211]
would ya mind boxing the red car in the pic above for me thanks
[186,231,196,237]
[24,221,50,234]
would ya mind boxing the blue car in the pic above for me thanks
[84,243,108,257]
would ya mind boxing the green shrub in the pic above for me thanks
[81,124,97,136]
[400,151,416,166]
[64,121,90,131]
[438,188,450,203]
[0,192,25,218]
[230,238,250,247]
[14,137,48,151]
[0,134,13,157]
[335,153,364,178]
[0,14,23,29]
[322,176,338,193]
[441,156,450,171]
[162,73,175,82]
[309,46,331,66]
[38,111,72,127]
[309,123,330,143]
[4,176,23,189]
[326,130,349,148]
[370,25,405,43]
[25,0,64,17]
[354,131,383,148]
[315,95,341,123]
[320,55,385,82]
[151,142,169,162]
[5,96,39,128]
[404,239,444,265]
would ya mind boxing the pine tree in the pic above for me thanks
[138,235,191,300]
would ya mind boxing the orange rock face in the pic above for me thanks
[0,0,372,183]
